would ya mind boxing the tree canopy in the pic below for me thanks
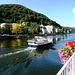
[1,24,10,34]
[12,23,21,34]
[0,4,61,28]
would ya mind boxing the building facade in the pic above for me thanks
[40,24,46,34]
[40,24,59,34]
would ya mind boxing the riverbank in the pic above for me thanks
[0,34,47,39]
[0,33,72,40]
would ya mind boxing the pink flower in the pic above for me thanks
[68,55,70,58]
[65,54,68,56]
[65,51,68,54]
[70,50,74,53]
[58,41,75,65]
[70,50,72,53]
[68,47,72,49]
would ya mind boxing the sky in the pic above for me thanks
[0,0,75,27]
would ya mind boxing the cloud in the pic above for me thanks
[73,7,75,14]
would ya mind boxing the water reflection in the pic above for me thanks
[25,57,34,68]
[62,34,67,39]
[0,36,61,49]
[0,34,70,48]
[0,38,28,48]
[46,36,61,44]
[0,49,32,74]
[24,49,50,68]
[0,46,53,74]
[34,49,49,58]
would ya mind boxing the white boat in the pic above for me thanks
[27,36,52,50]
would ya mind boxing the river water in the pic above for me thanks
[0,33,75,75]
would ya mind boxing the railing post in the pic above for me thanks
[72,55,75,75]
[70,61,72,75]
[66,66,68,75]
[56,53,75,75]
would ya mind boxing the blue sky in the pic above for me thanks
[0,0,75,27]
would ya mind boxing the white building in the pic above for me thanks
[55,28,59,33]
[67,30,69,33]
[45,25,54,34]
[40,24,46,34]
[0,23,13,30]
[70,29,72,32]
[40,24,60,34]
[0,23,6,28]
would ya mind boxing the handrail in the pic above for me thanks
[56,52,75,75]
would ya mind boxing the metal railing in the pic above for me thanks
[56,52,75,75]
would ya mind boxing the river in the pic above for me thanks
[0,33,75,75]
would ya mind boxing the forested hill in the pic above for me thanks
[0,4,61,27]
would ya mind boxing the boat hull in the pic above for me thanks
[28,42,53,50]
[37,42,53,49]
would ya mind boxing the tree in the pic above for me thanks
[4,24,10,33]
[61,28,64,33]
[64,29,67,33]
[1,24,10,34]
[12,23,21,34]
[0,27,1,33]
[0,4,61,28]
[26,22,31,26]
[1,27,5,33]
[5,19,12,23]
[30,22,37,34]
[36,24,40,33]
[0,13,5,23]
[52,27,55,34]
[20,25,28,34]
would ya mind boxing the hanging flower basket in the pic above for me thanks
[58,41,75,64]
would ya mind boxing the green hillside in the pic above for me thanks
[0,4,61,27]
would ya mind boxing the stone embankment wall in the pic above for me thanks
[0,34,45,39]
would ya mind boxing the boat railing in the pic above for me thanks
[56,52,75,75]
